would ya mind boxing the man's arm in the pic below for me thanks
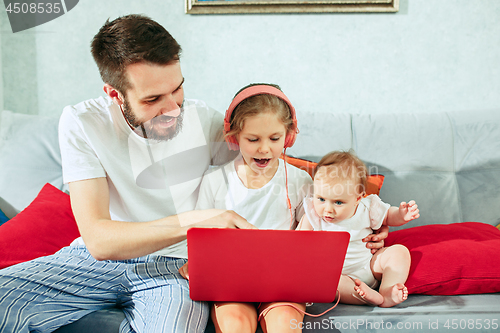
[69,177,254,261]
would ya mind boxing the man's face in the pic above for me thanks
[120,61,185,141]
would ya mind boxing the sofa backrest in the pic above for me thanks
[0,111,66,212]
[1,109,499,229]
[288,110,500,229]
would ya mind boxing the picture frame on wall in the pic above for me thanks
[185,0,399,14]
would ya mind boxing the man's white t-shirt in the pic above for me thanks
[196,156,313,230]
[59,96,232,258]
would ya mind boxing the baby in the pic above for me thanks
[298,151,419,307]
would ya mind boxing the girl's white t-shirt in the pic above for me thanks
[196,155,313,230]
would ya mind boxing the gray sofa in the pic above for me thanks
[1,107,499,333]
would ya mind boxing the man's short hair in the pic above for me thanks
[91,14,181,95]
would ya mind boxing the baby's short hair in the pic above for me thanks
[314,150,368,195]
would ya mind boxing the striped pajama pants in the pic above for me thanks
[0,246,209,333]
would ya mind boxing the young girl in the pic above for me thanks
[185,83,312,333]
[298,151,419,308]
[179,85,389,331]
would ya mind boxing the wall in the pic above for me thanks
[1,0,499,117]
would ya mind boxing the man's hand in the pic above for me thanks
[180,209,257,230]
[179,261,189,280]
[178,210,256,280]
[362,225,389,254]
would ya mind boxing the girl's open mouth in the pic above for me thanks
[253,158,270,168]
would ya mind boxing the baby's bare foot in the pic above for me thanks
[353,279,383,306]
[379,283,408,308]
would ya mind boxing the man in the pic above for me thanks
[0,15,387,333]
[0,14,252,333]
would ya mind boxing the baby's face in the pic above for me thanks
[313,167,362,224]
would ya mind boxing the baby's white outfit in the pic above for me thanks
[303,194,390,287]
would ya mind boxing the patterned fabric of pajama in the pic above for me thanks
[0,245,209,333]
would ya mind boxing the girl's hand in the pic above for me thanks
[399,200,420,222]
[179,261,189,280]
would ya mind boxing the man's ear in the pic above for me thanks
[103,84,123,106]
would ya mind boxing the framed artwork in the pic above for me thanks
[186,0,399,14]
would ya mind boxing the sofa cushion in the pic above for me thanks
[451,110,500,226]
[0,111,66,212]
[287,110,500,230]
[385,222,500,295]
[0,183,80,269]
[0,208,8,226]
[0,196,19,220]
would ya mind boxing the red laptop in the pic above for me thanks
[187,228,349,303]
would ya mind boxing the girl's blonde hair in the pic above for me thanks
[225,84,296,141]
[314,150,368,195]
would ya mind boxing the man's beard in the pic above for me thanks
[122,98,184,141]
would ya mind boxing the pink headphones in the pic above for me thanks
[223,84,298,151]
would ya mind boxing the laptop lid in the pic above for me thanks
[187,228,349,303]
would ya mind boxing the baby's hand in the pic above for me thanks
[399,200,420,222]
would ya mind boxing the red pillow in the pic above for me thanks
[282,155,384,196]
[385,222,500,295]
[0,183,80,269]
